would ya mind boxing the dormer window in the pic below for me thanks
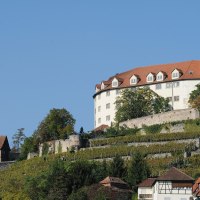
[101,82,105,90]
[156,72,164,81]
[112,78,119,87]
[95,86,100,92]
[130,75,138,85]
[172,69,182,80]
[146,73,154,83]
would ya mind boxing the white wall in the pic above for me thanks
[94,80,200,128]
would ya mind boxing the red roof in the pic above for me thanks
[100,176,128,185]
[138,178,157,187]
[0,136,10,150]
[93,124,109,132]
[94,60,200,96]
[157,167,194,181]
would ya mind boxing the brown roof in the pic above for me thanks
[138,178,157,187]
[93,124,109,132]
[94,60,200,96]
[157,167,194,181]
[0,136,7,149]
[100,176,128,185]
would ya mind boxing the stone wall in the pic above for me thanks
[119,108,200,129]
[39,134,80,157]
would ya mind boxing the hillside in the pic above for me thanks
[1,128,200,199]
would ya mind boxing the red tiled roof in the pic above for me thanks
[93,124,109,132]
[0,136,7,149]
[157,167,194,181]
[94,60,200,96]
[138,178,157,187]
[100,176,128,185]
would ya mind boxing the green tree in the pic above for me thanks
[12,128,26,152]
[109,154,126,178]
[189,84,200,110]
[68,188,88,200]
[19,136,38,160]
[127,151,150,191]
[115,88,170,123]
[33,108,76,143]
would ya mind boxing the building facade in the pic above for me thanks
[93,60,200,128]
[138,167,194,200]
[0,136,10,162]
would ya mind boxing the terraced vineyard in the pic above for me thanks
[90,131,200,147]
[64,141,196,160]
[1,130,200,199]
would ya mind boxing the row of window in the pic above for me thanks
[96,103,111,113]
[97,90,120,100]
[167,96,179,102]
[156,82,180,90]
[97,82,180,100]
[98,69,182,92]
[98,115,110,124]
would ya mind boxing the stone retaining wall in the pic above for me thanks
[119,108,200,129]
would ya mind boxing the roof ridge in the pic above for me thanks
[171,167,193,179]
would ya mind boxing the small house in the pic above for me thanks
[0,136,11,162]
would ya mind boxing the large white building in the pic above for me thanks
[93,60,200,128]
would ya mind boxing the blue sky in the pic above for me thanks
[0,1,200,145]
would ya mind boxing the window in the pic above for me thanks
[101,83,105,90]
[95,108,96,114]
[131,87,136,92]
[174,96,179,101]
[167,97,172,102]
[112,79,118,87]
[98,106,101,112]
[98,118,101,124]
[174,81,180,87]
[164,198,170,200]
[106,91,110,96]
[106,115,110,121]
[116,89,120,95]
[155,84,162,90]
[166,82,179,88]
[166,83,172,88]
[147,75,153,82]
[172,70,180,79]
[106,103,110,109]
[156,73,163,81]
[130,78,137,85]
[98,94,101,100]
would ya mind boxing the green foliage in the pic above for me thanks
[90,131,200,147]
[33,108,76,143]
[189,84,200,110]
[68,188,88,200]
[12,128,26,152]
[42,142,49,156]
[109,154,126,178]
[19,136,38,160]
[184,119,200,132]
[57,141,62,154]
[24,159,108,200]
[132,193,138,200]
[127,151,150,191]
[115,88,170,123]
[142,124,163,134]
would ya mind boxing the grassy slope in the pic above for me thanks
[1,129,200,199]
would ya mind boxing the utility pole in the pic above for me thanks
[171,82,174,110]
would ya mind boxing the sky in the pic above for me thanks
[0,1,200,145]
